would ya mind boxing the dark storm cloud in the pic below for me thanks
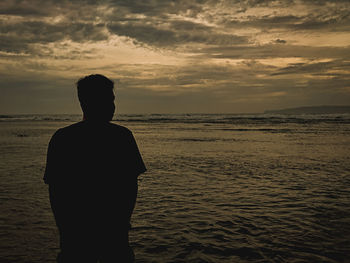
[224,15,300,29]
[0,0,109,54]
[0,0,207,20]
[0,0,247,54]
[0,19,108,53]
[300,0,350,4]
[113,0,203,15]
[291,14,350,31]
[106,0,350,50]
[0,0,58,16]
[274,39,287,44]
[200,45,350,60]
[107,23,176,46]
[271,60,350,76]
[227,0,350,8]
[107,21,248,47]
[222,13,350,32]
[1,0,348,53]
[0,5,45,16]
[215,0,350,34]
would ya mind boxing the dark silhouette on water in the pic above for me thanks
[44,74,146,262]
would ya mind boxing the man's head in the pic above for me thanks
[77,74,115,122]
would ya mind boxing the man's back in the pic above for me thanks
[45,121,146,262]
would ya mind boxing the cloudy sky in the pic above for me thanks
[1,0,350,114]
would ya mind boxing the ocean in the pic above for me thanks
[0,113,349,262]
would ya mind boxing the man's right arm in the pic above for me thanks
[125,176,138,227]
[43,129,62,185]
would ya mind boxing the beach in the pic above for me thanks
[0,114,350,262]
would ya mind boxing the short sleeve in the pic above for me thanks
[127,131,147,177]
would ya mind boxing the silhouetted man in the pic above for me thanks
[44,74,146,262]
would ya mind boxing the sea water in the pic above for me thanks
[0,114,349,262]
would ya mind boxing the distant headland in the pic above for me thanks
[264,105,350,115]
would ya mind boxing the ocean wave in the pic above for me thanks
[0,114,81,122]
[1,113,350,125]
[117,114,350,125]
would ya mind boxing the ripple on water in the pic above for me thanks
[1,120,350,262]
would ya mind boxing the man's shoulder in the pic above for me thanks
[107,122,132,135]
[54,121,83,134]
[51,121,133,141]
[50,122,85,140]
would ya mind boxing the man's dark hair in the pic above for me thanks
[77,74,114,104]
[76,74,115,121]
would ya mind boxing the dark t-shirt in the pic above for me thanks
[44,121,146,232]
[44,121,146,185]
